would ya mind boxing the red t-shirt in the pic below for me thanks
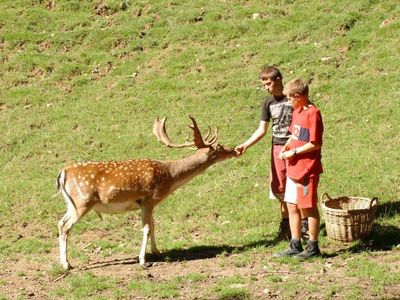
[287,104,323,181]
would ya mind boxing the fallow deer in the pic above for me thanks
[56,116,236,269]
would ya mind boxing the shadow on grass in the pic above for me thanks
[346,223,400,253]
[376,200,400,219]
[154,236,279,263]
[74,236,280,271]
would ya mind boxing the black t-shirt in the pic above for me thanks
[261,95,293,145]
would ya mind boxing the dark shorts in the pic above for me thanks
[269,144,288,200]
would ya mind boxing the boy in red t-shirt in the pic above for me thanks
[274,78,324,259]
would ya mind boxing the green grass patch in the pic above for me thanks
[347,256,400,294]
[53,272,118,299]
[0,237,52,256]
[210,275,250,300]
[128,278,180,298]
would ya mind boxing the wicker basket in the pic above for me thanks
[321,193,378,242]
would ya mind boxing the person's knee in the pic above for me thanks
[300,207,319,218]
[287,203,299,214]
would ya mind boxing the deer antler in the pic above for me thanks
[188,115,218,148]
[153,116,219,149]
[153,117,194,148]
[203,126,219,145]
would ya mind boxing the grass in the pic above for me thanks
[53,272,117,299]
[211,275,250,299]
[128,278,180,298]
[1,0,400,298]
[127,272,210,298]
[347,255,400,295]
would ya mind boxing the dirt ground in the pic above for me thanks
[1,239,399,299]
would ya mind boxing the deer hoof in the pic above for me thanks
[141,262,154,269]
[61,261,72,270]
[151,249,161,256]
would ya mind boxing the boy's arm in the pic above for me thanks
[279,136,293,159]
[235,121,268,156]
[281,141,321,159]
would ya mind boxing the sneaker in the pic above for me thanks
[274,238,303,258]
[301,219,309,241]
[295,240,321,260]
[276,219,291,241]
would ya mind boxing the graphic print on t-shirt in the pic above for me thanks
[269,102,293,140]
[292,124,310,142]
[261,96,293,145]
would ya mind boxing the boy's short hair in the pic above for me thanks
[284,78,309,97]
[259,66,282,81]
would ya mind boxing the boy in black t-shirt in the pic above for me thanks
[236,66,308,241]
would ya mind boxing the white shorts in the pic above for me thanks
[283,177,298,204]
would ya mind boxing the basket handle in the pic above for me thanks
[369,197,378,208]
[321,192,332,204]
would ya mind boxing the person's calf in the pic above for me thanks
[301,218,309,241]
[276,218,291,241]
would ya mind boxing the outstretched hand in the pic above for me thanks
[234,145,246,157]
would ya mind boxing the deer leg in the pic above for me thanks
[139,205,153,265]
[150,214,160,255]
[58,203,90,270]
[58,210,77,270]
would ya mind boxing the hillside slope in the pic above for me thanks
[0,1,399,298]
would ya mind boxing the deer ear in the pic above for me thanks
[215,144,225,151]
[208,144,218,151]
